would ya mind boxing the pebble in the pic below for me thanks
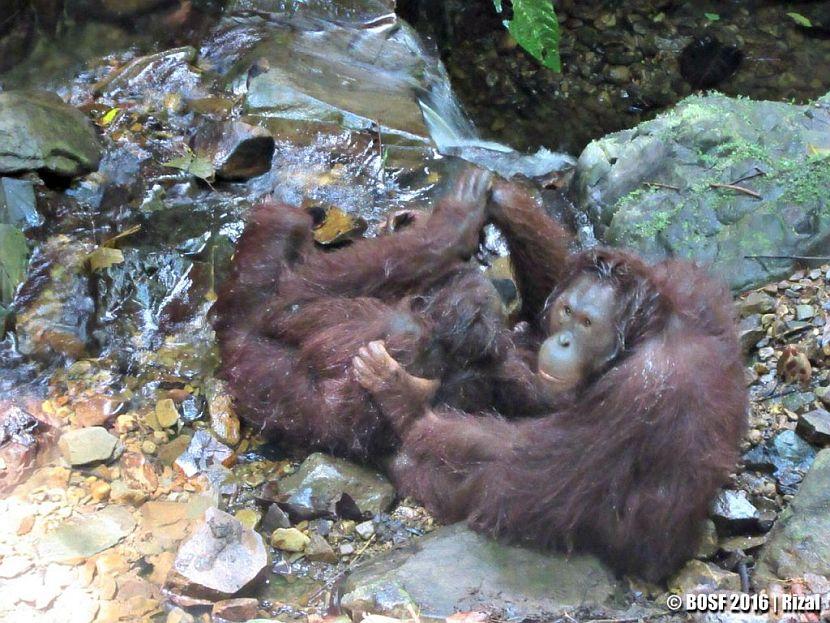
[270,528,309,552]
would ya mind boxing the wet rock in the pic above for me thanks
[278,452,395,519]
[233,12,452,140]
[743,430,816,493]
[270,527,309,552]
[206,379,240,446]
[37,505,136,563]
[95,47,208,107]
[669,560,741,594]
[0,90,102,178]
[355,520,375,540]
[14,235,95,359]
[797,409,830,445]
[192,120,275,181]
[58,426,120,466]
[0,177,41,229]
[755,449,830,584]
[0,402,52,493]
[711,490,759,534]
[174,429,235,477]
[165,507,268,602]
[157,434,192,467]
[341,524,622,621]
[572,92,830,290]
[212,597,259,622]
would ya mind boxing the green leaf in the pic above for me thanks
[87,247,124,272]
[0,224,28,306]
[504,0,561,72]
[787,12,813,28]
[163,151,216,181]
[704,12,720,21]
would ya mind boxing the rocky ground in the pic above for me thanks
[0,2,830,623]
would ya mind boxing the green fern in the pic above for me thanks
[493,0,561,72]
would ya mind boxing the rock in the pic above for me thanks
[261,503,291,532]
[155,398,180,429]
[305,533,337,563]
[278,453,395,518]
[816,386,830,408]
[696,519,719,559]
[174,429,234,478]
[741,291,776,315]
[157,434,192,467]
[0,90,102,177]
[669,560,741,594]
[95,47,208,108]
[355,520,375,540]
[743,430,816,493]
[192,120,275,181]
[718,534,767,553]
[341,524,622,621]
[0,177,41,229]
[58,426,120,466]
[571,92,830,290]
[212,597,259,622]
[234,508,261,530]
[270,527,309,552]
[206,380,240,447]
[755,450,830,584]
[711,490,759,535]
[14,235,95,359]
[37,506,136,563]
[165,507,268,602]
[797,409,830,445]
[738,314,766,354]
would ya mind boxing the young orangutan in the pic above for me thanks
[353,180,748,582]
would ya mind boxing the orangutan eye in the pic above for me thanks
[564,305,572,316]
[583,318,592,327]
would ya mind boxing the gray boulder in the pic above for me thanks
[341,523,627,621]
[754,449,830,584]
[572,92,830,290]
[0,90,102,178]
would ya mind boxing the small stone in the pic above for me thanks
[155,399,180,429]
[212,597,260,622]
[271,528,309,552]
[305,533,337,563]
[141,440,157,455]
[262,504,291,532]
[796,305,815,320]
[711,490,759,534]
[166,607,195,623]
[174,430,234,478]
[207,381,240,447]
[59,427,119,466]
[339,543,355,556]
[355,520,375,540]
[90,481,111,502]
[815,386,830,408]
[157,434,192,467]
[234,508,261,530]
[741,291,776,315]
[109,480,148,506]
